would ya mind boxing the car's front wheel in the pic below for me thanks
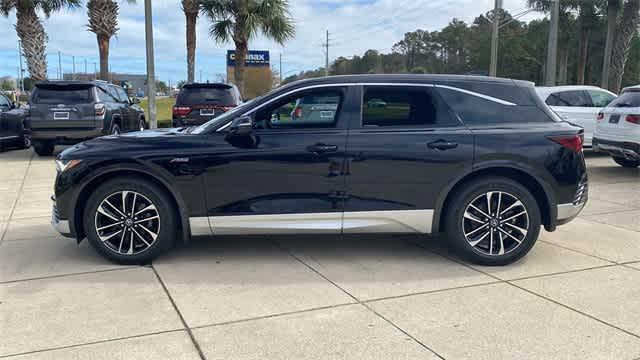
[613,157,640,168]
[83,177,176,264]
[445,177,541,266]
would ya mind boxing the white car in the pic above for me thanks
[593,86,640,168]
[536,86,617,147]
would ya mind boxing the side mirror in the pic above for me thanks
[130,97,141,104]
[228,116,254,137]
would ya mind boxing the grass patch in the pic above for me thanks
[140,97,175,128]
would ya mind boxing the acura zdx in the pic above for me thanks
[52,75,588,266]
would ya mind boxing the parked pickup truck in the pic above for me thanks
[29,80,146,156]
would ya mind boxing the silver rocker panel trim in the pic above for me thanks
[190,210,435,236]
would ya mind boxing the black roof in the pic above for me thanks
[283,74,532,88]
[35,80,113,87]
[182,82,233,89]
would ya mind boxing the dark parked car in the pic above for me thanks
[0,94,31,151]
[172,82,242,127]
[53,75,588,266]
[29,80,146,156]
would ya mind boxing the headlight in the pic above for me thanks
[56,159,82,173]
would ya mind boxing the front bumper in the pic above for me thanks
[593,138,640,160]
[51,201,73,238]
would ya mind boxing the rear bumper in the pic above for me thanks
[593,138,640,160]
[556,202,586,225]
[32,128,103,142]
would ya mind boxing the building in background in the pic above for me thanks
[226,50,272,99]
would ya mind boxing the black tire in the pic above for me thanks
[33,141,54,156]
[110,123,121,135]
[613,157,640,168]
[83,177,177,264]
[445,177,541,266]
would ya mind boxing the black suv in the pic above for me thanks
[53,75,587,265]
[30,81,146,156]
[172,82,242,127]
[0,93,31,151]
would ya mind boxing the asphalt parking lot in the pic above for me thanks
[1,148,639,360]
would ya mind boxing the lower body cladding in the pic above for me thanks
[593,138,640,161]
[190,210,434,236]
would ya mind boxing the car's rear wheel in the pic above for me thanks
[83,177,176,264]
[445,177,541,266]
[613,157,640,168]
[33,141,54,156]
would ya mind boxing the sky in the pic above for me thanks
[0,0,543,84]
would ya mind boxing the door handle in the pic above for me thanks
[427,140,458,150]
[308,143,338,154]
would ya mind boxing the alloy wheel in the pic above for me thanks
[461,191,529,256]
[94,191,160,255]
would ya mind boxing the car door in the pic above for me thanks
[342,85,473,234]
[546,90,596,145]
[201,85,357,234]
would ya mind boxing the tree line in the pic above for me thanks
[284,0,640,93]
[1,0,295,97]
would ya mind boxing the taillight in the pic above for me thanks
[548,134,584,153]
[625,114,640,124]
[597,112,604,121]
[221,105,235,112]
[173,106,191,117]
[94,103,106,117]
[293,107,302,118]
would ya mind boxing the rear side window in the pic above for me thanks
[362,87,458,127]
[178,87,235,105]
[588,90,616,107]
[32,86,93,104]
[546,90,591,107]
[608,92,640,108]
[438,87,553,125]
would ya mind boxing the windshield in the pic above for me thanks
[190,96,262,134]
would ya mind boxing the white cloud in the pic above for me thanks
[0,0,541,80]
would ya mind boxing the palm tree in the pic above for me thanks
[87,0,134,81]
[609,0,640,92]
[182,0,199,83]
[200,0,295,96]
[1,0,80,81]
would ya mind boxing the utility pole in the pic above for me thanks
[490,0,502,77]
[58,51,62,79]
[279,53,283,84]
[324,30,330,76]
[93,62,97,80]
[84,59,87,74]
[144,0,157,128]
[17,40,24,93]
[72,56,76,80]
[545,0,559,86]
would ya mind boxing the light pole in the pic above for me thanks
[490,0,502,77]
[545,0,559,86]
[144,0,157,128]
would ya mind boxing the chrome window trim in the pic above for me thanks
[216,82,516,131]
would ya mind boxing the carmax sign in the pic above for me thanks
[226,50,270,67]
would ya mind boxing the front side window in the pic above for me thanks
[254,89,343,129]
[546,90,591,107]
[96,87,115,103]
[362,86,457,127]
[588,90,616,107]
[115,87,130,103]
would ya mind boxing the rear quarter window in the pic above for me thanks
[437,87,553,125]
[32,86,93,104]
[608,92,640,108]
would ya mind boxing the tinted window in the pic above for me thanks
[255,89,343,129]
[32,86,93,104]
[608,92,640,107]
[178,87,235,105]
[588,90,616,107]
[546,90,591,107]
[0,95,10,106]
[362,87,457,127]
[438,87,552,125]
[115,87,129,103]
[96,87,115,103]
[107,86,121,102]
